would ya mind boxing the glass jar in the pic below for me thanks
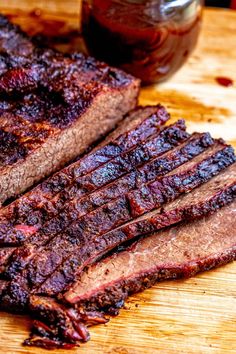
[82,0,203,84]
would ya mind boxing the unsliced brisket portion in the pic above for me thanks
[0,74,139,205]
[19,142,235,294]
[0,15,132,101]
[64,197,236,310]
[0,119,187,247]
[0,15,34,75]
[0,16,140,204]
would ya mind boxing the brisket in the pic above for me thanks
[0,123,190,286]
[0,14,35,75]
[50,132,213,220]
[0,15,140,204]
[2,141,234,300]
[1,104,169,216]
[36,154,236,297]
[24,185,236,348]
[0,131,211,276]
[0,15,131,100]
[22,118,186,221]
[0,119,187,247]
[25,296,107,349]
[64,197,236,310]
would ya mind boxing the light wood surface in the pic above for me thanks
[0,5,236,354]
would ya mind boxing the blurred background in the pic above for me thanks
[1,1,235,19]
[206,0,235,7]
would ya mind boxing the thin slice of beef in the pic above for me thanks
[16,118,186,228]
[0,119,187,247]
[64,198,236,310]
[39,159,236,298]
[3,104,168,218]
[51,132,213,220]
[0,131,213,277]
[0,131,210,280]
[24,190,236,349]
[15,141,234,295]
[1,141,234,310]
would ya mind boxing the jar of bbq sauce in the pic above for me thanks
[82,0,203,84]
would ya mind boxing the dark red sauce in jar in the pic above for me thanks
[82,0,203,84]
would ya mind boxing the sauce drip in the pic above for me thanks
[215,77,234,87]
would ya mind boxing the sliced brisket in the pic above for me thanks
[25,118,186,222]
[53,132,213,219]
[38,158,236,297]
[0,119,187,247]
[24,187,236,348]
[6,104,169,213]
[2,140,233,298]
[64,197,236,310]
[0,131,213,277]
[1,14,236,351]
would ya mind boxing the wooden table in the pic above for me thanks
[0,6,236,354]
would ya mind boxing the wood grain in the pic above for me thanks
[0,5,236,354]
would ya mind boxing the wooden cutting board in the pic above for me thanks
[0,5,236,354]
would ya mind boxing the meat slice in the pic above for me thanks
[0,138,232,310]
[38,157,236,297]
[0,131,208,281]
[0,119,187,247]
[11,141,234,295]
[23,180,236,349]
[64,196,236,310]
[24,296,107,349]
[0,16,140,204]
[0,105,169,232]
[49,132,213,220]
[2,104,169,214]
[0,131,210,271]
